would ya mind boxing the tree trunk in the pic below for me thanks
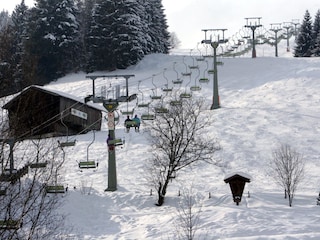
[156,177,170,206]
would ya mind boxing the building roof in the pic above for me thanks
[3,85,106,112]
[224,172,252,183]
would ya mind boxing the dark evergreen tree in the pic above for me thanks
[144,0,170,54]
[11,0,29,91]
[313,32,320,56]
[76,0,96,71]
[26,0,81,84]
[111,0,146,69]
[312,9,320,56]
[0,10,10,30]
[0,20,15,97]
[86,0,115,72]
[294,10,313,57]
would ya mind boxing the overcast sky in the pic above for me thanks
[2,0,320,49]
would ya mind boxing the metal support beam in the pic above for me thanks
[201,28,228,110]
[244,17,262,58]
[270,23,282,57]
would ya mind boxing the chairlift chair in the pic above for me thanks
[0,220,20,230]
[190,67,201,91]
[150,95,162,100]
[180,92,192,99]
[141,114,155,121]
[172,79,183,85]
[121,109,134,116]
[0,188,6,196]
[155,107,169,114]
[150,75,162,100]
[170,100,182,106]
[29,162,47,169]
[45,185,65,194]
[162,69,173,92]
[182,56,192,76]
[172,62,183,85]
[199,78,209,83]
[108,138,124,147]
[79,130,97,169]
[137,81,151,108]
[59,113,76,147]
[190,86,201,91]
[138,103,150,108]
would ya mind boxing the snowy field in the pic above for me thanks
[13,42,320,239]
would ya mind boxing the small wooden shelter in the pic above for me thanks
[224,172,251,205]
[3,85,104,139]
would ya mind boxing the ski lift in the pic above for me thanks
[199,60,209,83]
[137,81,150,108]
[181,56,192,76]
[155,107,169,114]
[121,108,134,116]
[190,68,201,91]
[141,114,155,121]
[79,130,97,169]
[196,43,205,61]
[29,162,47,169]
[172,62,183,85]
[45,185,65,194]
[162,69,173,92]
[208,69,215,75]
[150,75,162,100]
[58,112,76,147]
[108,138,125,147]
[154,98,169,114]
[180,73,192,99]
[125,121,138,132]
[170,99,182,106]
[188,50,199,69]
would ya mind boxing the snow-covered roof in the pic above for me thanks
[3,85,106,112]
[224,172,252,183]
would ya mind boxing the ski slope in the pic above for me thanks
[11,42,320,239]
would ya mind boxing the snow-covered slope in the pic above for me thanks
[30,47,320,239]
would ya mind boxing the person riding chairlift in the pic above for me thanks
[132,115,141,131]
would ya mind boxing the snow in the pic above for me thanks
[14,42,320,239]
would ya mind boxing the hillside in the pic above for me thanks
[39,49,320,239]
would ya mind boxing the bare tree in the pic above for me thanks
[169,32,181,49]
[0,110,66,239]
[175,187,202,240]
[146,97,221,206]
[269,144,305,207]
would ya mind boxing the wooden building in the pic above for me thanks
[224,172,251,205]
[3,85,104,139]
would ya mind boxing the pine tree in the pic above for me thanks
[312,9,320,56]
[313,32,320,56]
[11,0,29,91]
[26,0,81,83]
[144,0,170,53]
[294,10,313,57]
[111,0,146,69]
[76,0,95,71]
[86,0,116,72]
[0,19,16,97]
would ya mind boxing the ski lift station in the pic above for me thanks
[3,85,104,140]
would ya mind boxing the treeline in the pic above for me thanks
[0,0,170,97]
[295,10,320,57]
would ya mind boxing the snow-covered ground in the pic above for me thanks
[16,41,320,239]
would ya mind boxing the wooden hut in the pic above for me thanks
[224,172,251,205]
[3,85,104,139]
